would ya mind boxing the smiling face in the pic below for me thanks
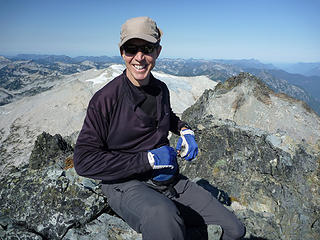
[121,38,161,86]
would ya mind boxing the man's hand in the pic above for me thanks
[176,129,198,161]
[148,146,177,169]
[148,146,178,183]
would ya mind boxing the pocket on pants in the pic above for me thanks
[101,183,124,215]
[101,180,143,216]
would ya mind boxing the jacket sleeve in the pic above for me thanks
[73,104,152,182]
[169,107,188,135]
[164,85,188,135]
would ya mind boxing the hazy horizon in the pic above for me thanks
[1,0,319,63]
[2,52,319,65]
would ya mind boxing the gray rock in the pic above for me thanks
[64,213,142,240]
[0,131,224,240]
[0,133,107,240]
[0,228,42,240]
[29,132,73,170]
[171,115,320,240]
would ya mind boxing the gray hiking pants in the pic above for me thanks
[101,176,245,240]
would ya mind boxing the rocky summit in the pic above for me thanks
[183,72,320,153]
[0,72,319,240]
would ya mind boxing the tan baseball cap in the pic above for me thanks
[119,16,163,47]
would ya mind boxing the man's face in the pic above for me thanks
[121,38,161,86]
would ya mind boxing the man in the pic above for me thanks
[74,16,245,240]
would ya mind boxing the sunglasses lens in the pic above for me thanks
[123,44,157,55]
[123,45,139,54]
[143,45,155,54]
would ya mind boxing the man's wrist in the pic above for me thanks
[180,123,192,131]
[180,129,195,136]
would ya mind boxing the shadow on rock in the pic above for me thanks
[195,178,232,206]
[243,236,270,240]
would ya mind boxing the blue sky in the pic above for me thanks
[0,0,319,63]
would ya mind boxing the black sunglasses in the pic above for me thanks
[123,43,159,55]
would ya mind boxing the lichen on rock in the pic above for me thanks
[0,132,108,240]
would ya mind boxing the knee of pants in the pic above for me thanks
[224,221,246,240]
[141,201,184,231]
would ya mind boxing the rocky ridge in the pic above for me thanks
[155,58,320,115]
[0,132,130,240]
[183,72,320,153]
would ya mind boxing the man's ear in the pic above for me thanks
[156,45,162,58]
[120,48,124,57]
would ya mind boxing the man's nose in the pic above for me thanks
[135,51,145,61]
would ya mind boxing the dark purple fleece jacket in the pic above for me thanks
[73,71,186,182]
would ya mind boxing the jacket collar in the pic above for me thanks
[122,70,148,109]
[122,70,163,120]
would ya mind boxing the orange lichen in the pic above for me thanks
[230,196,240,203]
[64,156,74,170]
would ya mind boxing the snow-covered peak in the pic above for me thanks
[86,64,125,85]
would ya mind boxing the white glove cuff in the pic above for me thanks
[148,152,155,168]
[180,129,194,136]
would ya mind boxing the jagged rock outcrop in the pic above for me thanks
[172,73,320,239]
[29,132,73,170]
[170,116,319,239]
[0,132,222,240]
[0,133,108,239]
[2,125,319,239]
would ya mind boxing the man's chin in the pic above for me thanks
[133,72,150,82]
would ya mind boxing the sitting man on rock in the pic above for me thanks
[74,16,245,240]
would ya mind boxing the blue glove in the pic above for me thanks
[151,162,178,183]
[176,129,198,161]
[148,146,177,169]
[148,146,178,183]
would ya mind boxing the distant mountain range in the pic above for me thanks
[7,54,123,65]
[275,62,320,77]
[1,54,320,115]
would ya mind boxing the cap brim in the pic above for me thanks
[119,34,158,47]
